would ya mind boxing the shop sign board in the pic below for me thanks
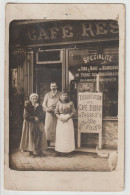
[10,20,119,46]
[78,92,103,148]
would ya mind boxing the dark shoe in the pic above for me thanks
[38,152,47,157]
[29,151,37,158]
[53,152,60,157]
[67,154,73,158]
[29,151,33,155]
[60,153,69,157]
[30,154,37,158]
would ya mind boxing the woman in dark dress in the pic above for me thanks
[19,93,47,157]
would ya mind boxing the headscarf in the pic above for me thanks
[29,93,39,101]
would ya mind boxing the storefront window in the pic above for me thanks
[68,47,118,117]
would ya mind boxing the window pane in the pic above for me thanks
[68,47,118,117]
[38,50,60,62]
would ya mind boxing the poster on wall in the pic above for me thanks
[4,3,125,192]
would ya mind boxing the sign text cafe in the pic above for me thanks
[11,20,119,46]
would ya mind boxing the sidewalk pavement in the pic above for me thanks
[9,147,115,171]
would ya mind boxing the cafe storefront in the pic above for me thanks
[9,20,119,149]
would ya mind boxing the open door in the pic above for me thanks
[37,63,62,104]
[35,49,66,104]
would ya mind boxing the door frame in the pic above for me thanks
[35,48,67,92]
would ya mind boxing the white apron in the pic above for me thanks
[55,114,75,153]
[43,91,60,141]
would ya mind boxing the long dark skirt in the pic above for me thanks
[19,120,47,153]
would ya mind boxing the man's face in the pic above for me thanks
[50,83,57,91]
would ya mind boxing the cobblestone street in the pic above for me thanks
[9,148,112,171]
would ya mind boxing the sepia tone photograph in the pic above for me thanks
[9,19,119,172]
[4,3,125,191]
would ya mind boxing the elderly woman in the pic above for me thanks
[54,91,76,157]
[19,93,47,157]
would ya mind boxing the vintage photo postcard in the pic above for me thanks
[4,3,125,191]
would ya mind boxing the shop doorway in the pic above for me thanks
[36,63,62,104]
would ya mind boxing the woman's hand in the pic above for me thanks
[47,107,53,112]
[60,117,70,122]
[35,117,39,122]
[57,115,65,122]
[65,115,73,122]
[64,117,71,122]
[60,118,66,122]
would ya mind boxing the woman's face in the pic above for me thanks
[61,93,68,101]
[31,96,38,104]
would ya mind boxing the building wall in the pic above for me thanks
[102,120,118,149]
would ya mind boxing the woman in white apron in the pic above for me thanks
[54,91,76,157]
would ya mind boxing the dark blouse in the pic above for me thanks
[24,101,45,122]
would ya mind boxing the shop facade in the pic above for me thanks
[9,20,119,149]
